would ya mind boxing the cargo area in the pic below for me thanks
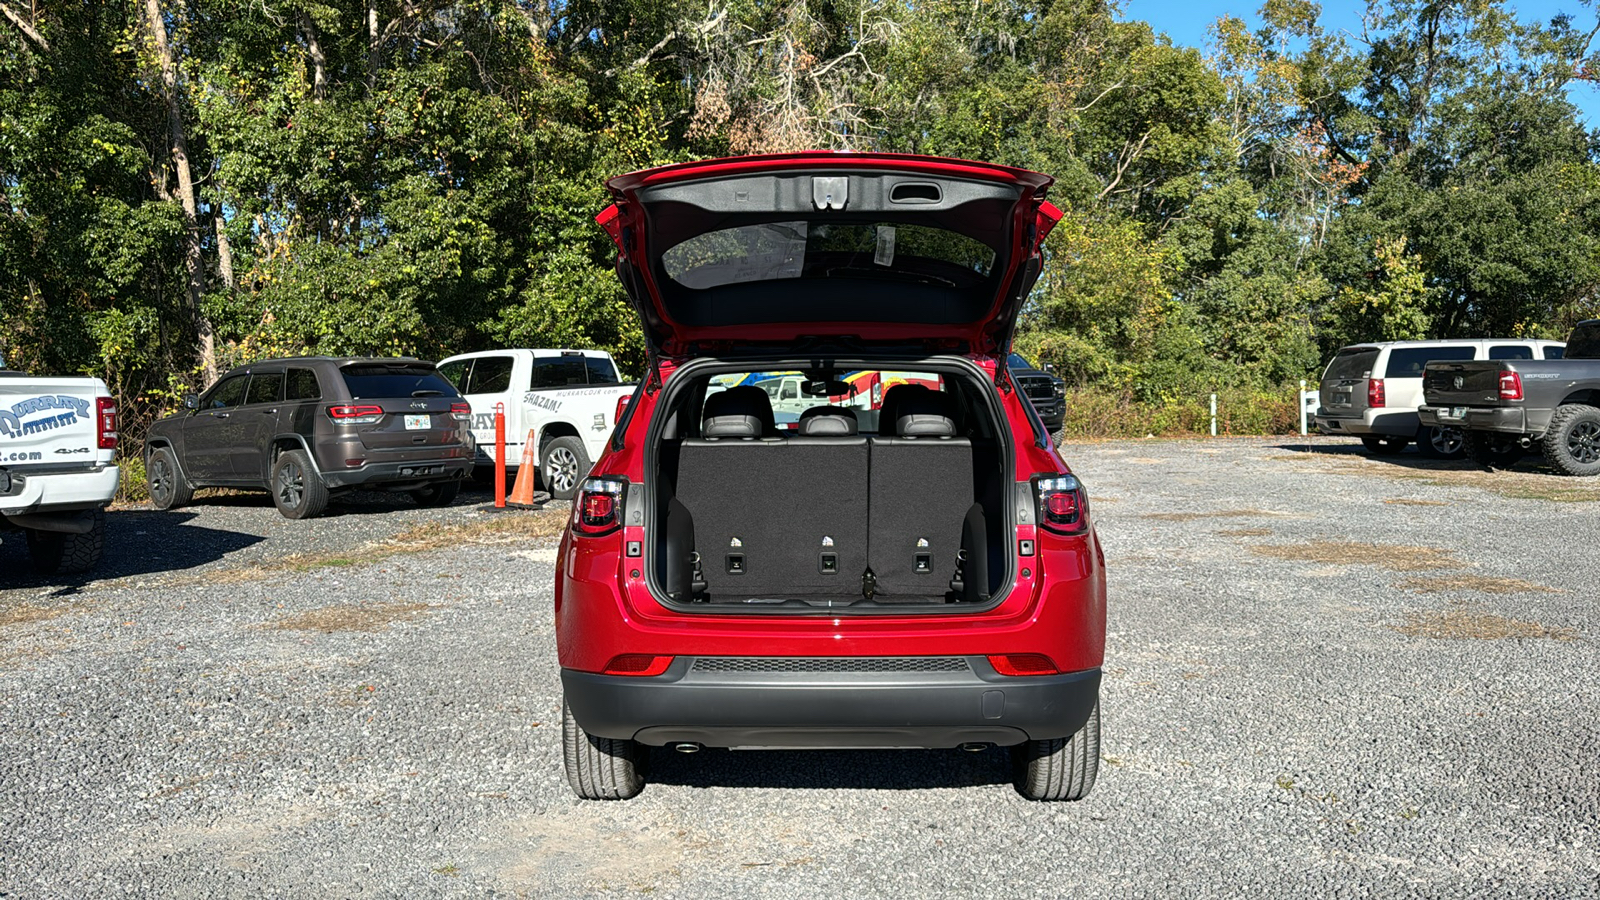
[647,363,1011,611]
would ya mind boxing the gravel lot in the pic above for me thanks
[2,439,1596,898]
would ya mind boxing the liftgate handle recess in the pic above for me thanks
[494,402,507,508]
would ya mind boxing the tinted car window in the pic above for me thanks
[1489,345,1533,360]
[205,375,249,409]
[1323,348,1380,380]
[436,360,467,391]
[585,356,620,385]
[466,356,515,394]
[339,364,459,399]
[286,368,322,401]
[1566,321,1600,358]
[1008,353,1036,370]
[1384,346,1475,378]
[1544,345,1565,360]
[529,356,587,389]
[246,372,283,405]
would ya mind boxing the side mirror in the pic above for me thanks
[183,394,199,410]
[1042,363,1055,373]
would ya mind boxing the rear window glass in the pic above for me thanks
[339,364,458,399]
[1384,346,1475,378]
[1323,348,1379,380]
[466,356,515,394]
[662,222,996,291]
[585,356,620,385]
[530,356,588,389]
[1544,345,1565,360]
[246,373,283,405]
[1489,345,1533,360]
[286,368,322,400]
[1567,322,1600,359]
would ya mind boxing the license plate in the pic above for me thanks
[404,414,431,430]
[1333,392,1350,404]
[1450,407,1467,419]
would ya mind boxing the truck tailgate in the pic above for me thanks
[1423,361,1505,406]
[1,379,108,469]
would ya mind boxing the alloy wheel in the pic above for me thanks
[546,447,580,494]
[1569,421,1600,464]
[1430,426,1463,456]
[149,456,172,503]
[277,459,304,509]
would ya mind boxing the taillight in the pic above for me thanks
[1499,371,1523,401]
[988,654,1060,676]
[450,401,471,421]
[326,404,384,425]
[1367,378,1386,408]
[614,394,630,425]
[573,476,626,536]
[96,397,118,450]
[601,654,674,677]
[1035,474,1088,535]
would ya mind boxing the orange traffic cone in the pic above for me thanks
[506,429,545,508]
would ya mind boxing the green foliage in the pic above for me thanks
[3,0,1598,446]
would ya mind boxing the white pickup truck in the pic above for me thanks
[436,349,635,500]
[0,357,120,574]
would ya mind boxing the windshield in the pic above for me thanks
[1008,353,1036,370]
[662,222,996,291]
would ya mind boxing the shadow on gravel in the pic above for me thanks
[0,509,264,594]
[646,747,1013,791]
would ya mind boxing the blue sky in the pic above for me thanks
[1125,0,1600,125]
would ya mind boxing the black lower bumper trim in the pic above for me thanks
[562,658,1101,749]
[321,460,470,489]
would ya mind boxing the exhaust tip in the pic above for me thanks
[673,742,703,754]
[959,742,989,753]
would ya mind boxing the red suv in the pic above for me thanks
[556,153,1106,801]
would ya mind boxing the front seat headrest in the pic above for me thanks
[798,405,858,436]
[702,385,776,439]
[887,385,958,438]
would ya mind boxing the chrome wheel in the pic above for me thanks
[1569,421,1600,464]
[276,459,305,509]
[546,446,580,494]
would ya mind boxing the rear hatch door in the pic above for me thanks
[337,362,464,461]
[1318,347,1380,417]
[599,152,1061,358]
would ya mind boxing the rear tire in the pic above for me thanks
[146,446,194,510]
[410,479,460,507]
[25,508,106,576]
[541,436,590,501]
[562,699,646,800]
[271,450,329,519]
[1463,430,1523,469]
[1013,697,1100,801]
[1360,435,1408,456]
[1541,404,1600,477]
[1416,424,1465,459]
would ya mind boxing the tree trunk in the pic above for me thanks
[300,11,327,99]
[215,211,235,290]
[143,0,217,385]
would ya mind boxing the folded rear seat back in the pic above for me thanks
[868,386,974,598]
[674,389,867,599]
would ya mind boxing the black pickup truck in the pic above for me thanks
[1418,320,1600,475]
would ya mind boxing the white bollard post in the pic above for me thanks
[1210,393,1217,437]
[1300,379,1308,436]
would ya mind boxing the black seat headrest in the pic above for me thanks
[797,405,858,436]
[881,384,958,438]
[702,385,776,439]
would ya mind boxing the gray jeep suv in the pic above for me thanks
[144,358,472,518]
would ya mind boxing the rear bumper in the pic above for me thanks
[1314,409,1418,437]
[1417,405,1534,435]
[0,464,119,516]
[562,658,1101,748]
[320,458,470,489]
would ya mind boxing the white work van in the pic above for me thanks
[1,359,120,574]
[436,349,635,499]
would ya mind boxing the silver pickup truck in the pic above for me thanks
[1419,320,1600,475]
